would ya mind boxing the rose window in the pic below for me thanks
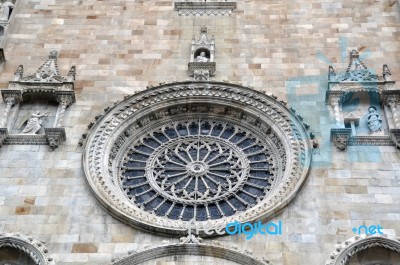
[119,119,277,221]
[83,82,311,235]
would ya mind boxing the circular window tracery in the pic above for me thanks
[83,82,311,235]
[120,118,278,221]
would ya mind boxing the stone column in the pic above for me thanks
[1,97,14,128]
[387,96,400,129]
[54,95,71,128]
[330,97,341,126]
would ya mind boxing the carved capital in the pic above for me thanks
[56,94,73,106]
[329,96,341,106]
[331,128,352,151]
[44,127,66,150]
[382,91,400,106]
[325,90,344,105]
[390,129,400,149]
[1,89,22,104]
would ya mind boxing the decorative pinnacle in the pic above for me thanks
[49,50,58,59]
[350,50,359,59]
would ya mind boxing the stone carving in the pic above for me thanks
[331,128,352,151]
[327,49,400,150]
[328,65,336,82]
[20,111,49,134]
[82,81,312,235]
[195,51,209,62]
[112,235,269,265]
[366,106,383,133]
[0,51,76,150]
[383,64,392,81]
[0,232,55,265]
[329,50,379,82]
[44,128,66,150]
[325,234,400,265]
[188,27,216,81]
[174,1,237,16]
[180,234,203,244]
[0,0,14,21]
[13,65,23,81]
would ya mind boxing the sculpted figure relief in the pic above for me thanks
[195,51,209,62]
[21,111,49,134]
[366,106,383,133]
[0,0,14,21]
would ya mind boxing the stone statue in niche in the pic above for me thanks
[20,111,49,134]
[195,51,209,62]
[366,106,383,133]
[0,0,14,21]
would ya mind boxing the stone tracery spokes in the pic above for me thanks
[119,118,277,221]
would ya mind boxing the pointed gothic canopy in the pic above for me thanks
[328,50,382,82]
[16,50,75,83]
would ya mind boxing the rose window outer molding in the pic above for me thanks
[0,232,55,265]
[0,50,76,150]
[82,81,312,236]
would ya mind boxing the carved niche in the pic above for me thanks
[326,50,400,150]
[188,26,216,81]
[174,0,236,16]
[0,50,76,150]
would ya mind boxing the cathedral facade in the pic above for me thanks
[0,1,399,265]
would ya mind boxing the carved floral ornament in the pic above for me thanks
[0,232,55,265]
[82,81,312,235]
[325,234,400,265]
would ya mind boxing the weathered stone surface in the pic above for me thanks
[0,1,398,265]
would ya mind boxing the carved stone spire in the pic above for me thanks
[67,65,76,82]
[13,65,23,81]
[383,64,392,81]
[328,65,336,81]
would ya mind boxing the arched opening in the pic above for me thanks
[0,246,37,265]
[326,235,400,265]
[348,246,400,265]
[194,48,210,61]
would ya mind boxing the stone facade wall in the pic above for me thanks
[0,1,399,264]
